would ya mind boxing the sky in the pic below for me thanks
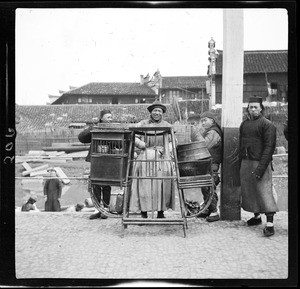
[15,8,288,105]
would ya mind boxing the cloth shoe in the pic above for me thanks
[263,225,275,237]
[206,214,220,222]
[197,209,210,218]
[138,211,148,226]
[100,213,108,219]
[157,211,165,219]
[141,211,148,218]
[89,211,101,220]
[247,217,262,226]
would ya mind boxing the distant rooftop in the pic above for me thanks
[15,104,178,132]
[215,50,288,75]
[161,76,208,89]
[63,82,156,96]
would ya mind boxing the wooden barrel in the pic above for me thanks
[178,159,211,177]
[176,141,211,162]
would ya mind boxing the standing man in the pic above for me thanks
[192,110,223,222]
[239,96,278,237]
[129,100,176,219]
[44,168,62,212]
[78,110,113,220]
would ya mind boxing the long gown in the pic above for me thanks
[129,119,176,213]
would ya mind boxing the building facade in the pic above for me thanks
[51,82,157,105]
[210,49,288,104]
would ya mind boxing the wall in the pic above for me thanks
[215,72,288,103]
[16,105,287,156]
[58,94,155,105]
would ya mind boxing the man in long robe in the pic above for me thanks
[239,96,278,237]
[44,168,62,212]
[129,101,176,219]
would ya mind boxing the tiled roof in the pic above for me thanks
[63,82,156,96]
[161,76,208,89]
[15,104,178,132]
[215,50,288,75]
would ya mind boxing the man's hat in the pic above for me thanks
[100,110,112,120]
[28,195,37,203]
[200,111,216,121]
[248,96,263,104]
[147,100,166,113]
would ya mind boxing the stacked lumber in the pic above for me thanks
[20,162,70,184]
[22,164,49,177]
[42,143,90,153]
[15,150,88,164]
[53,167,70,184]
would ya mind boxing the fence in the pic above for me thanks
[16,104,288,155]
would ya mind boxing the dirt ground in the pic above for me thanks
[15,154,288,211]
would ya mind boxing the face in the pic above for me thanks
[248,102,262,118]
[150,107,163,122]
[200,117,214,129]
[101,113,113,123]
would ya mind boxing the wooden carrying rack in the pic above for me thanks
[89,124,132,218]
[176,140,215,218]
[122,126,187,237]
[177,159,215,219]
[89,124,214,236]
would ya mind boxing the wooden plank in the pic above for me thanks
[67,151,88,158]
[51,143,70,148]
[71,142,88,146]
[30,170,49,177]
[26,159,67,163]
[21,162,32,171]
[28,150,45,155]
[22,164,49,176]
[54,167,70,185]
[15,156,28,164]
[42,159,68,163]
[43,151,59,155]
[42,146,89,152]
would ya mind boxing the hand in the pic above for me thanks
[135,138,146,150]
[252,171,261,180]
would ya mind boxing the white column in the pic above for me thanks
[220,9,244,221]
[221,9,244,128]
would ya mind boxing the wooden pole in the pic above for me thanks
[220,9,244,220]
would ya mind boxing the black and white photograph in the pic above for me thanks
[0,1,297,287]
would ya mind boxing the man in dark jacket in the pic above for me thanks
[239,96,278,237]
[78,110,112,220]
[192,110,223,222]
[44,168,62,212]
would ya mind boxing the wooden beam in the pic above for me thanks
[22,164,49,176]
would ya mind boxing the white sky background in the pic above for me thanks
[15,8,288,105]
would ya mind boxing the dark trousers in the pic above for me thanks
[201,164,220,213]
[94,185,111,208]
[201,186,218,213]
